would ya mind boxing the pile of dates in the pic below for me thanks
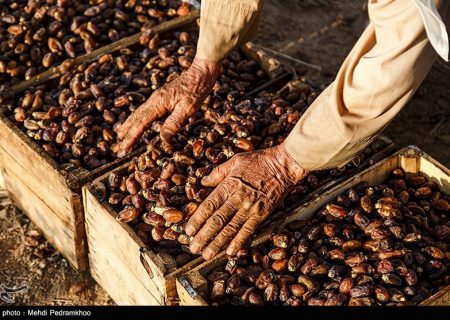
[206,168,450,305]
[1,30,269,169]
[0,0,193,84]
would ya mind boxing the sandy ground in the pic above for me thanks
[0,0,449,305]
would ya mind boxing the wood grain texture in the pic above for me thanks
[84,184,168,304]
[177,146,450,306]
[88,236,161,305]
[420,285,450,306]
[242,42,284,79]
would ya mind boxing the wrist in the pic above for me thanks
[273,143,306,184]
[190,56,221,83]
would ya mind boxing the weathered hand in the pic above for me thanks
[116,57,220,156]
[186,143,306,260]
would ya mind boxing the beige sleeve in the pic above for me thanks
[285,0,449,171]
[196,0,264,61]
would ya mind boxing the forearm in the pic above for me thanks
[285,0,449,171]
[196,0,264,61]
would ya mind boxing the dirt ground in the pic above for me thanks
[0,0,449,306]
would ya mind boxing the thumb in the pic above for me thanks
[201,158,235,187]
[160,102,193,143]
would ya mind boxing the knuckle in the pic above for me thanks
[242,223,255,234]
[222,178,237,194]
[208,214,226,230]
[197,200,214,217]
[203,199,216,212]
[163,117,181,131]
[221,226,237,241]
[206,242,220,254]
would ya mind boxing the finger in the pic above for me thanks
[226,206,264,256]
[202,207,248,260]
[116,111,143,140]
[117,122,146,155]
[201,158,236,187]
[189,198,238,255]
[160,101,194,143]
[117,93,164,144]
[116,114,133,140]
[185,182,231,237]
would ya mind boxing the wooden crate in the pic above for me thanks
[83,172,201,305]
[176,146,450,306]
[0,114,142,271]
[82,135,395,305]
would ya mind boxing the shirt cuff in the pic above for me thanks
[196,0,264,61]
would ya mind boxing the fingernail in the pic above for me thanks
[185,226,194,236]
[117,150,126,158]
[190,242,200,254]
[203,248,214,260]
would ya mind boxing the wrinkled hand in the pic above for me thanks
[116,57,221,156]
[186,143,306,260]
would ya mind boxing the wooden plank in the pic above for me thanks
[71,184,88,272]
[3,168,78,269]
[420,285,450,306]
[10,10,201,95]
[418,157,450,193]
[0,148,74,226]
[0,116,74,217]
[87,235,161,305]
[177,146,450,306]
[83,184,168,301]
[242,42,284,79]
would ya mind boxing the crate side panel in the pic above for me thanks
[83,187,168,300]
[88,240,162,305]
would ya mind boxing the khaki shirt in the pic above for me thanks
[197,0,449,170]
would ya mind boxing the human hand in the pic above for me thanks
[116,57,220,156]
[185,143,306,260]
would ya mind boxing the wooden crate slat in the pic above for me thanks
[420,285,450,306]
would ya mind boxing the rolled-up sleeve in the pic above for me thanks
[285,0,449,171]
[196,0,264,61]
